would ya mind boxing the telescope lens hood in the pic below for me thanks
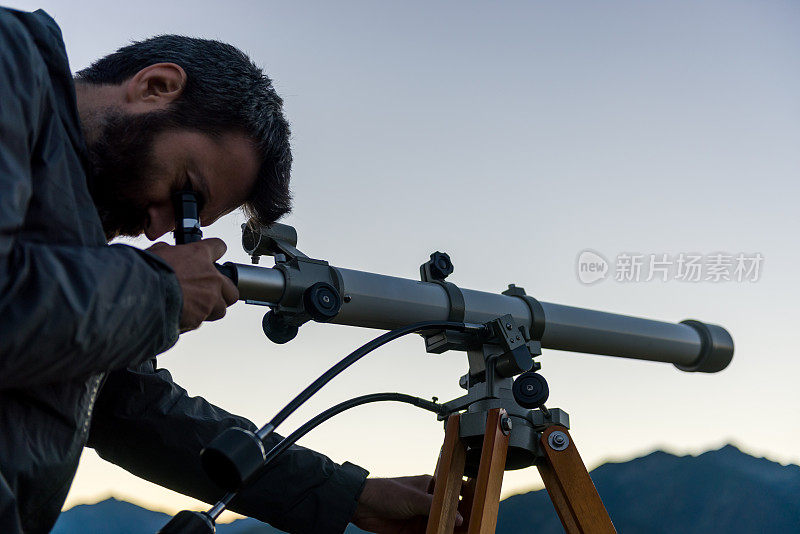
[674,320,734,373]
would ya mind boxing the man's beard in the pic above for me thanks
[86,110,172,240]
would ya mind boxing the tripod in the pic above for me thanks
[425,409,615,533]
[414,278,616,534]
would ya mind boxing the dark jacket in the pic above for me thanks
[0,8,367,533]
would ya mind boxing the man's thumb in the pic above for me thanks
[201,238,227,261]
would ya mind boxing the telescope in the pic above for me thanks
[161,211,734,534]
[225,222,732,374]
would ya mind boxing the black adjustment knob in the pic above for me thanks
[200,427,266,491]
[512,371,549,408]
[428,252,454,281]
[262,311,299,344]
[303,282,341,322]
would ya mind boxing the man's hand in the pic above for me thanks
[148,239,239,332]
[352,475,462,534]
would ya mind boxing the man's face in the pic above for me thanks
[87,110,259,241]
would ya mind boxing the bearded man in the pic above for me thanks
[0,7,445,534]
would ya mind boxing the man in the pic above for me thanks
[0,7,453,534]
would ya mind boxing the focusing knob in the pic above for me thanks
[262,311,299,344]
[303,282,342,322]
[512,371,549,408]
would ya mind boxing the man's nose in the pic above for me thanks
[145,206,175,241]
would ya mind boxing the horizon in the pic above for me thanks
[54,442,800,533]
[61,441,795,522]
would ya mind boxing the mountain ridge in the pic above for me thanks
[54,444,800,534]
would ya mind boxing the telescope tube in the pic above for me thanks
[231,263,733,373]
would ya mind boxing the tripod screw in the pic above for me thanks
[548,430,569,451]
[500,414,513,435]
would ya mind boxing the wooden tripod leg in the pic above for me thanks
[454,477,476,534]
[466,408,510,534]
[427,414,467,534]
[536,426,616,534]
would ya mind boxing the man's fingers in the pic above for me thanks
[221,274,239,305]
[206,297,228,322]
[410,489,434,516]
[411,490,463,526]
[412,474,465,527]
[149,238,237,331]
[352,476,467,533]
[405,474,433,493]
[201,237,227,262]
[147,241,170,252]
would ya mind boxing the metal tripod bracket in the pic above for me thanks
[419,252,473,354]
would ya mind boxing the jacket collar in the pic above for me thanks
[14,9,92,179]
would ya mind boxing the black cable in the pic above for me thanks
[254,320,486,441]
[200,320,487,522]
[264,392,444,470]
[211,392,447,519]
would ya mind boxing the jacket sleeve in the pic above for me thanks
[0,10,182,388]
[87,360,369,534]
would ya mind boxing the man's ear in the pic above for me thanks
[123,63,187,112]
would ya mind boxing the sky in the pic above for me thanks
[6,0,800,525]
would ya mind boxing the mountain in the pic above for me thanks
[498,444,800,533]
[50,498,280,534]
[52,498,172,534]
[52,445,800,533]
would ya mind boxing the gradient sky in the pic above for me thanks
[6,0,799,524]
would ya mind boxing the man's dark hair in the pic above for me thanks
[76,35,292,226]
